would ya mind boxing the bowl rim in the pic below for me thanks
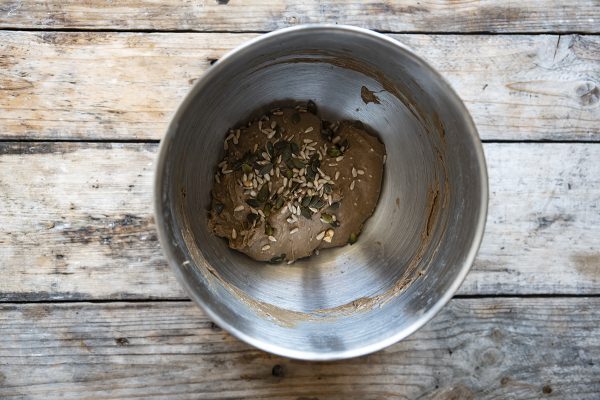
[154,24,489,361]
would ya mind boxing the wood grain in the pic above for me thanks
[1,31,599,141]
[0,299,599,399]
[1,0,599,33]
[0,142,598,301]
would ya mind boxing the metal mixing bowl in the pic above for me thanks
[154,25,488,360]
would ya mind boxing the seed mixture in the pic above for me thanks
[208,101,386,263]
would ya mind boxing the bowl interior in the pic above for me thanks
[156,26,487,360]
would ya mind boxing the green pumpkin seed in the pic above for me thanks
[263,203,271,217]
[274,196,284,209]
[246,198,262,208]
[265,224,274,236]
[242,163,253,174]
[312,198,326,209]
[247,213,260,224]
[258,163,273,176]
[327,147,342,157]
[257,185,269,202]
[309,196,320,208]
[290,141,300,155]
[301,196,312,207]
[269,254,286,264]
[348,232,358,245]
[320,213,333,224]
[300,206,314,219]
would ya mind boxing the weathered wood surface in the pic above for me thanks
[1,0,599,33]
[1,31,599,141]
[1,142,598,301]
[1,299,598,399]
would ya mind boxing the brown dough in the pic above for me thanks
[208,104,386,263]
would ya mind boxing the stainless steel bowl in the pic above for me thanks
[155,25,488,360]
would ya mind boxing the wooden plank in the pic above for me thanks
[0,142,598,301]
[1,0,599,33]
[1,31,599,141]
[0,299,598,399]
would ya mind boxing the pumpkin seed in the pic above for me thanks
[267,141,274,157]
[290,141,300,155]
[247,213,260,224]
[258,163,273,176]
[257,185,269,202]
[327,147,342,157]
[263,203,272,217]
[320,213,333,224]
[300,206,314,219]
[269,254,286,264]
[265,224,274,236]
[348,232,358,245]
[246,198,262,208]
[242,163,253,174]
[301,196,312,207]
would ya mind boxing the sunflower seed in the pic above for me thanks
[316,230,326,241]
[357,169,365,175]
[231,228,237,239]
[234,205,244,212]
[332,136,341,144]
[214,174,221,183]
[222,169,233,174]
[305,126,314,133]
[336,156,344,162]
[352,167,357,178]
[261,244,271,251]
[290,227,299,235]
[334,171,340,180]
[268,235,277,242]
[350,180,356,190]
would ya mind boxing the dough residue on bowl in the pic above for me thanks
[208,101,386,263]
